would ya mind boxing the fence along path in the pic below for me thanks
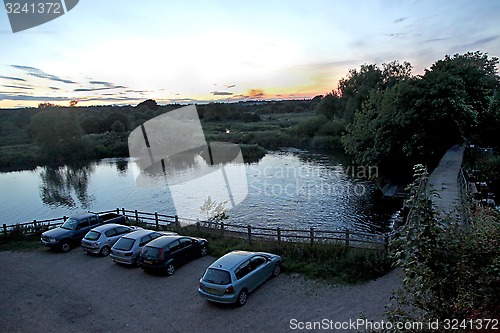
[2,208,389,250]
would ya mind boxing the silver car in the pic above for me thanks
[81,224,139,256]
[198,250,281,306]
[110,229,177,265]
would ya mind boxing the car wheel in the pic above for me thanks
[272,262,281,277]
[200,246,208,256]
[166,263,175,276]
[100,246,111,257]
[60,241,71,253]
[236,289,248,306]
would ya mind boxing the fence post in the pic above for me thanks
[220,222,225,237]
[122,208,125,216]
[247,225,252,245]
[135,210,139,224]
[116,208,120,215]
[33,220,37,235]
[309,227,314,246]
[175,215,180,227]
[345,229,350,248]
[384,234,389,252]
[63,216,67,221]
[2,224,6,236]
[196,221,200,231]
[277,227,281,245]
[155,212,159,230]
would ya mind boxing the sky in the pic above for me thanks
[0,0,499,108]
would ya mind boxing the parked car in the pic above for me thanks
[110,229,177,265]
[138,235,208,275]
[81,224,140,256]
[198,250,281,306]
[41,212,127,252]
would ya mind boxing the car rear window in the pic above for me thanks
[113,237,135,251]
[84,231,101,241]
[203,268,231,285]
[142,246,160,258]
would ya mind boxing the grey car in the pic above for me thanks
[81,224,139,256]
[198,250,281,306]
[110,229,177,265]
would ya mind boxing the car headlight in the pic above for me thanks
[49,238,58,243]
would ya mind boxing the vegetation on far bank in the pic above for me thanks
[2,51,499,183]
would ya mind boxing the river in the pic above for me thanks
[0,149,399,233]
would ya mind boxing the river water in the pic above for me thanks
[0,149,398,233]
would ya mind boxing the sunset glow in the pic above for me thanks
[1,0,499,107]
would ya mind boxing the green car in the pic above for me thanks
[198,250,282,306]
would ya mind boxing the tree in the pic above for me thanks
[389,165,500,324]
[31,108,87,161]
[111,120,125,133]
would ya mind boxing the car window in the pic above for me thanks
[139,235,152,247]
[84,230,101,241]
[142,246,160,258]
[113,237,135,251]
[235,260,252,280]
[203,268,231,285]
[250,256,267,270]
[89,216,98,226]
[77,219,89,230]
[150,232,162,240]
[169,240,181,252]
[105,228,117,237]
[115,226,130,235]
[179,238,192,248]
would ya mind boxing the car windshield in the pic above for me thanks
[203,268,231,285]
[60,218,78,230]
[84,231,101,240]
[113,237,135,251]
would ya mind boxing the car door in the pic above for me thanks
[246,255,269,292]
[179,238,196,262]
[104,228,118,246]
[74,218,90,239]
[167,240,182,264]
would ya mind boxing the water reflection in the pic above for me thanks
[39,163,96,209]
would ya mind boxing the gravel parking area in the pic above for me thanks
[0,249,401,333]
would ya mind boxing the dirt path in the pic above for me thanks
[0,249,401,333]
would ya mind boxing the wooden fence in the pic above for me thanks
[2,208,389,250]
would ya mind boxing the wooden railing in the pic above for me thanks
[2,208,389,250]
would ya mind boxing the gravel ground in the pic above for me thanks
[0,248,401,333]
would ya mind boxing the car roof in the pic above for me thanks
[90,223,127,232]
[144,235,184,247]
[69,212,96,220]
[120,228,158,240]
[209,250,256,270]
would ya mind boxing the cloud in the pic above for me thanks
[247,89,265,98]
[2,85,33,90]
[0,75,26,82]
[211,91,233,96]
[226,84,236,88]
[49,86,60,90]
[393,17,408,24]
[11,65,77,84]
[456,35,499,50]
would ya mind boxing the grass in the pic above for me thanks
[0,234,45,252]
[171,226,393,284]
